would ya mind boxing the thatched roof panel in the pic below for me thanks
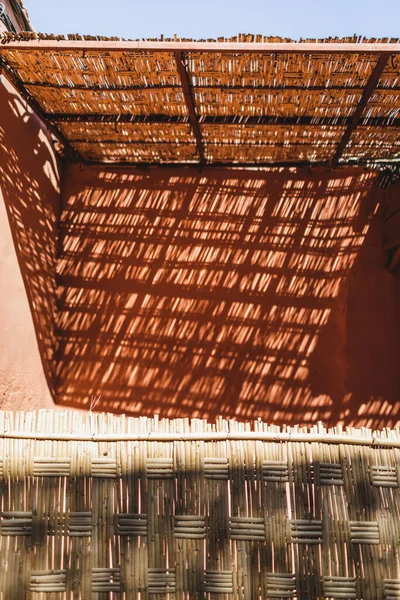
[74,141,198,163]
[57,121,195,143]
[187,51,379,87]
[343,126,400,160]
[1,34,399,165]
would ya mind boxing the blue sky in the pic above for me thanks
[23,0,400,41]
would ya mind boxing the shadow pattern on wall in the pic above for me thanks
[0,78,61,397]
[56,165,400,427]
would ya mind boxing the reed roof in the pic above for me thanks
[1,33,400,166]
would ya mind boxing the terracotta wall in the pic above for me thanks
[57,163,400,428]
[0,76,60,409]
[384,179,400,253]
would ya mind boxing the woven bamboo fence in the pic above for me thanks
[1,410,400,599]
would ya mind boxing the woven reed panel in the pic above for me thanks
[201,124,346,144]
[1,410,400,599]
[34,88,188,117]
[205,145,335,163]
[187,51,380,88]
[0,48,181,87]
[202,125,345,163]
[194,88,362,118]
[1,34,399,164]
[73,141,198,162]
[57,122,195,144]
[343,126,400,160]
[367,89,400,118]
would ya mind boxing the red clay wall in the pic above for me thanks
[57,163,400,428]
[0,76,60,409]
[384,179,400,252]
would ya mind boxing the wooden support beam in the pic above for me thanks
[387,246,400,272]
[0,39,399,54]
[71,139,339,148]
[81,158,400,169]
[47,113,400,128]
[22,81,400,92]
[332,54,390,165]
[174,51,205,165]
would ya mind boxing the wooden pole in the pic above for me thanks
[0,428,400,447]
[46,113,400,127]
[23,82,400,92]
[332,54,390,165]
[174,51,205,165]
